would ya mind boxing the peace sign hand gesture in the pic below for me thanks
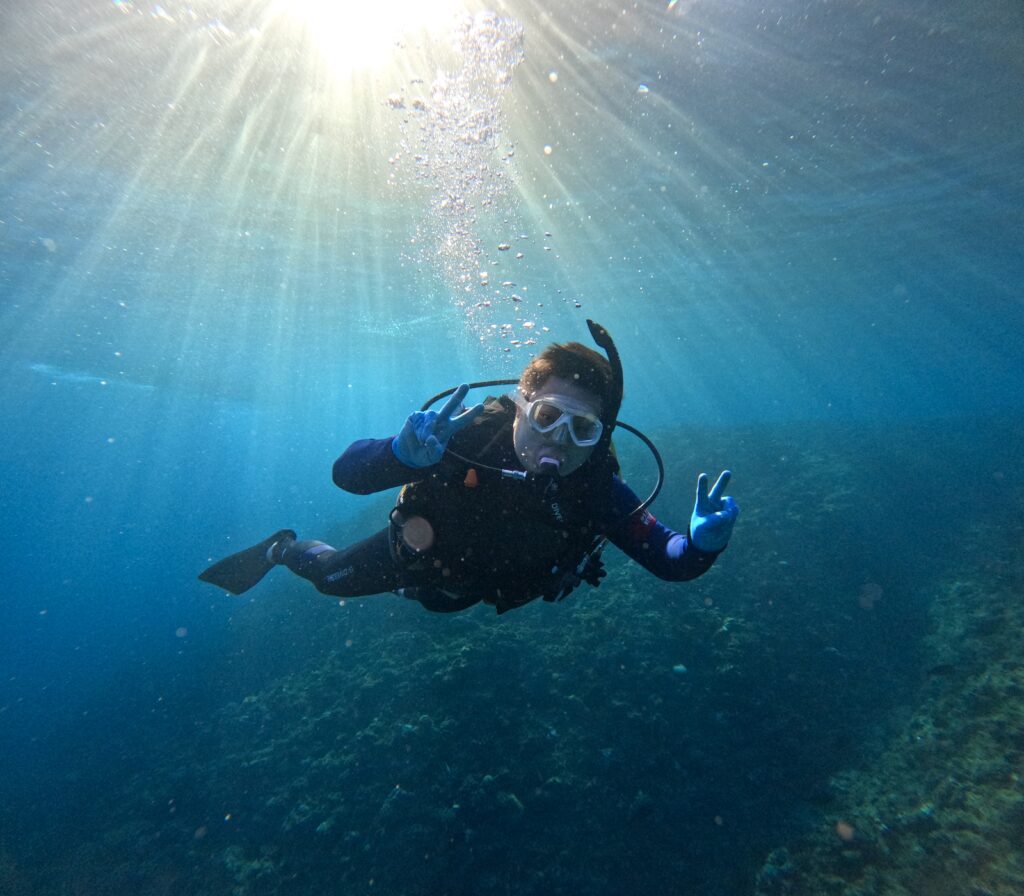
[689,470,740,553]
[392,384,485,469]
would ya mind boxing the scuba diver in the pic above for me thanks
[199,321,739,614]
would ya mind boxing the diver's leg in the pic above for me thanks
[275,529,482,611]
[276,528,402,597]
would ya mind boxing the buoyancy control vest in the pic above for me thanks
[391,395,619,613]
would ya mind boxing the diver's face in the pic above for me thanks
[512,375,603,477]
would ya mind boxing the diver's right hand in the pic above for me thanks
[392,383,484,468]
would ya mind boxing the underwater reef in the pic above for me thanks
[3,417,1022,895]
[754,514,1024,896]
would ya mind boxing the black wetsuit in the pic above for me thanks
[281,397,720,613]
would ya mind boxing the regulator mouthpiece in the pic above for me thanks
[538,456,562,475]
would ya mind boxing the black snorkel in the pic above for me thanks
[585,318,664,514]
[586,319,623,436]
[419,319,664,515]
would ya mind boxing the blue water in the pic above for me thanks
[1,1,1022,893]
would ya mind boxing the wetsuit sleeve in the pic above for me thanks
[332,438,421,494]
[605,475,720,581]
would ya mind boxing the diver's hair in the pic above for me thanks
[519,342,618,419]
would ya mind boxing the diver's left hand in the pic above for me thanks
[690,470,739,552]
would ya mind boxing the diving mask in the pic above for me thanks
[510,390,604,447]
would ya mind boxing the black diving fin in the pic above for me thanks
[198,529,295,595]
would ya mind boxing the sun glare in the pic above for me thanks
[288,0,469,73]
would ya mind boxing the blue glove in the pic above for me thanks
[690,470,739,553]
[392,383,484,468]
